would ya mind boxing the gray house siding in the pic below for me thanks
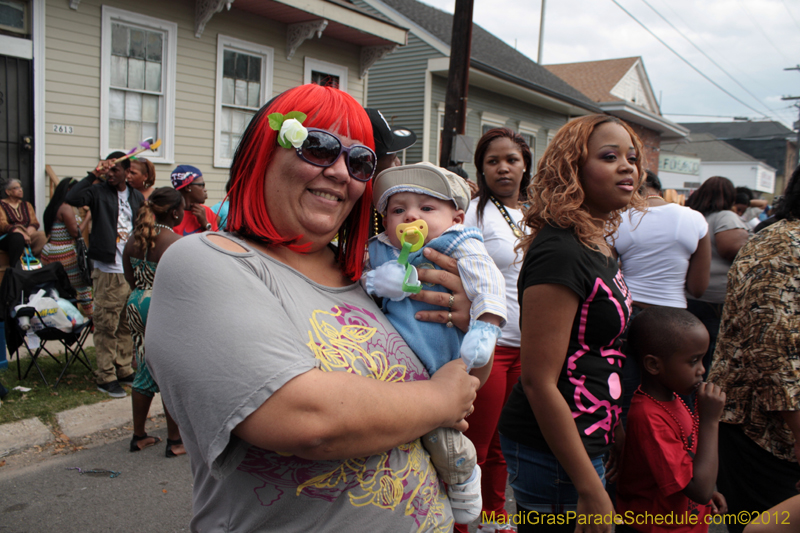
[430,76,570,179]
[364,35,444,165]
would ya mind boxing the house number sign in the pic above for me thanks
[53,125,74,134]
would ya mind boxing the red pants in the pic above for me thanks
[455,345,521,531]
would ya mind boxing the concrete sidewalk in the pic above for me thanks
[0,391,163,457]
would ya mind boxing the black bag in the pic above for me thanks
[74,236,92,286]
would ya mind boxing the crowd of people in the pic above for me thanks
[4,82,797,532]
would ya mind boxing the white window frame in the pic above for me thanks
[435,102,445,165]
[518,120,539,169]
[214,35,274,168]
[480,111,507,135]
[100,6,177,164]
[304,57,348,92]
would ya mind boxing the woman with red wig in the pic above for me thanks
[145,84,478,532]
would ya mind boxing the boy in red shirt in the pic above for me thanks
[616,307,727,532]
[170,165,219,235]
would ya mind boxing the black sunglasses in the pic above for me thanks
[294,128,377,182]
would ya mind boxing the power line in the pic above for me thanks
[653,0,777,97]
[609,0,771,120]
[638,0,780,119]
[735,0,791,63]
[781,0,800,33]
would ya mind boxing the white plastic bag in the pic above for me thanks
[57,298,85,327]
[24,289,73,333]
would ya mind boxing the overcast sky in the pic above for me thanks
[419,0,800,130]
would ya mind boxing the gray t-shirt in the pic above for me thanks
[696,210,749,303]
[146,234,453,532]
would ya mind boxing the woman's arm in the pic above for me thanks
[715,228,749,262]
[233,358,479,460]
[520,284,614,533]
[58,204,81,239]
[122,238,136,291]
[685,233,711,298]
[26,203,40,231]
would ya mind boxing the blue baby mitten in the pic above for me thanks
[460,321,502,370]
[364,261,417,301]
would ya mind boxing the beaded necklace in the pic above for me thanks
[635,386,699,452]
[489,196,524,238]
[154,223,174,234]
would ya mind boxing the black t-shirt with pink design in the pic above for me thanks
[499,224,632,457]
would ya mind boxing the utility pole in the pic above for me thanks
[439,0,473,168]
[782,65,800,170]
[538,0,546,64]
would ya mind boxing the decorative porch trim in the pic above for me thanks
[195,0,233,39]
[286,19,328,61]
[359,45,396,79]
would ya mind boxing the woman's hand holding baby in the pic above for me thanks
[412,248,471,332]
[430,359,480,432]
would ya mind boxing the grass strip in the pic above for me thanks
[0,347,123,426]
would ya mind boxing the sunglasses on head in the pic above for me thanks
[294,128,377,182]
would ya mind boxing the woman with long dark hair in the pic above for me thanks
[684,176,749,375]
[457,127,531,533]
[41,177,93,317]
[123,187,185,456]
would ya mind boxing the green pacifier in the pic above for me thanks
[395,220,428,293]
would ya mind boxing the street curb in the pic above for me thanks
[57,393,164,439]
[0,417,52,457]
[0,392,164,457]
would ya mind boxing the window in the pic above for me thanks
[435,103,445,165]
[304,58,348,92]
[214,35,273,167]
[480,111,507,136]
[517,121,539,172]
[101,7,176,163]
[0,0,28,35]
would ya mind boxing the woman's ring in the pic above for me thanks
[447,293,455,309]
[446,312,454,328]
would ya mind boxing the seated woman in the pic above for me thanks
[0,179,47,266]
[41,177,93,317]
[146,84,479,531]
[123,187,186,457]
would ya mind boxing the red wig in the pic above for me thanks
[226,84,375,282]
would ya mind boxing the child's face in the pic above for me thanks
[385,192,464,249]
[658,324,710,396]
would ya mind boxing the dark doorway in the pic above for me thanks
[0,55,34,206]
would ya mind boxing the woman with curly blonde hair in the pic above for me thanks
[498,115,644,532]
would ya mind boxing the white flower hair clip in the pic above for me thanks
[268,111,308,149]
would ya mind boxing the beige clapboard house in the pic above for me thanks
[1,0,407,212]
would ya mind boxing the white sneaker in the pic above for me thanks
[448,465,482,524]
[477,522,517,532]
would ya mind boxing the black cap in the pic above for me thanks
[366,108,417,159]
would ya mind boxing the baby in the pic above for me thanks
[363,162,507,524]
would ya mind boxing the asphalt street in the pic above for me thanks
[0,426,193,533]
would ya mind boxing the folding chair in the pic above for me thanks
[14,306,93,387]
[1,263,94,387]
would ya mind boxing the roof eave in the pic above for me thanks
[468,58,602,115]
[599,101,689,139]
